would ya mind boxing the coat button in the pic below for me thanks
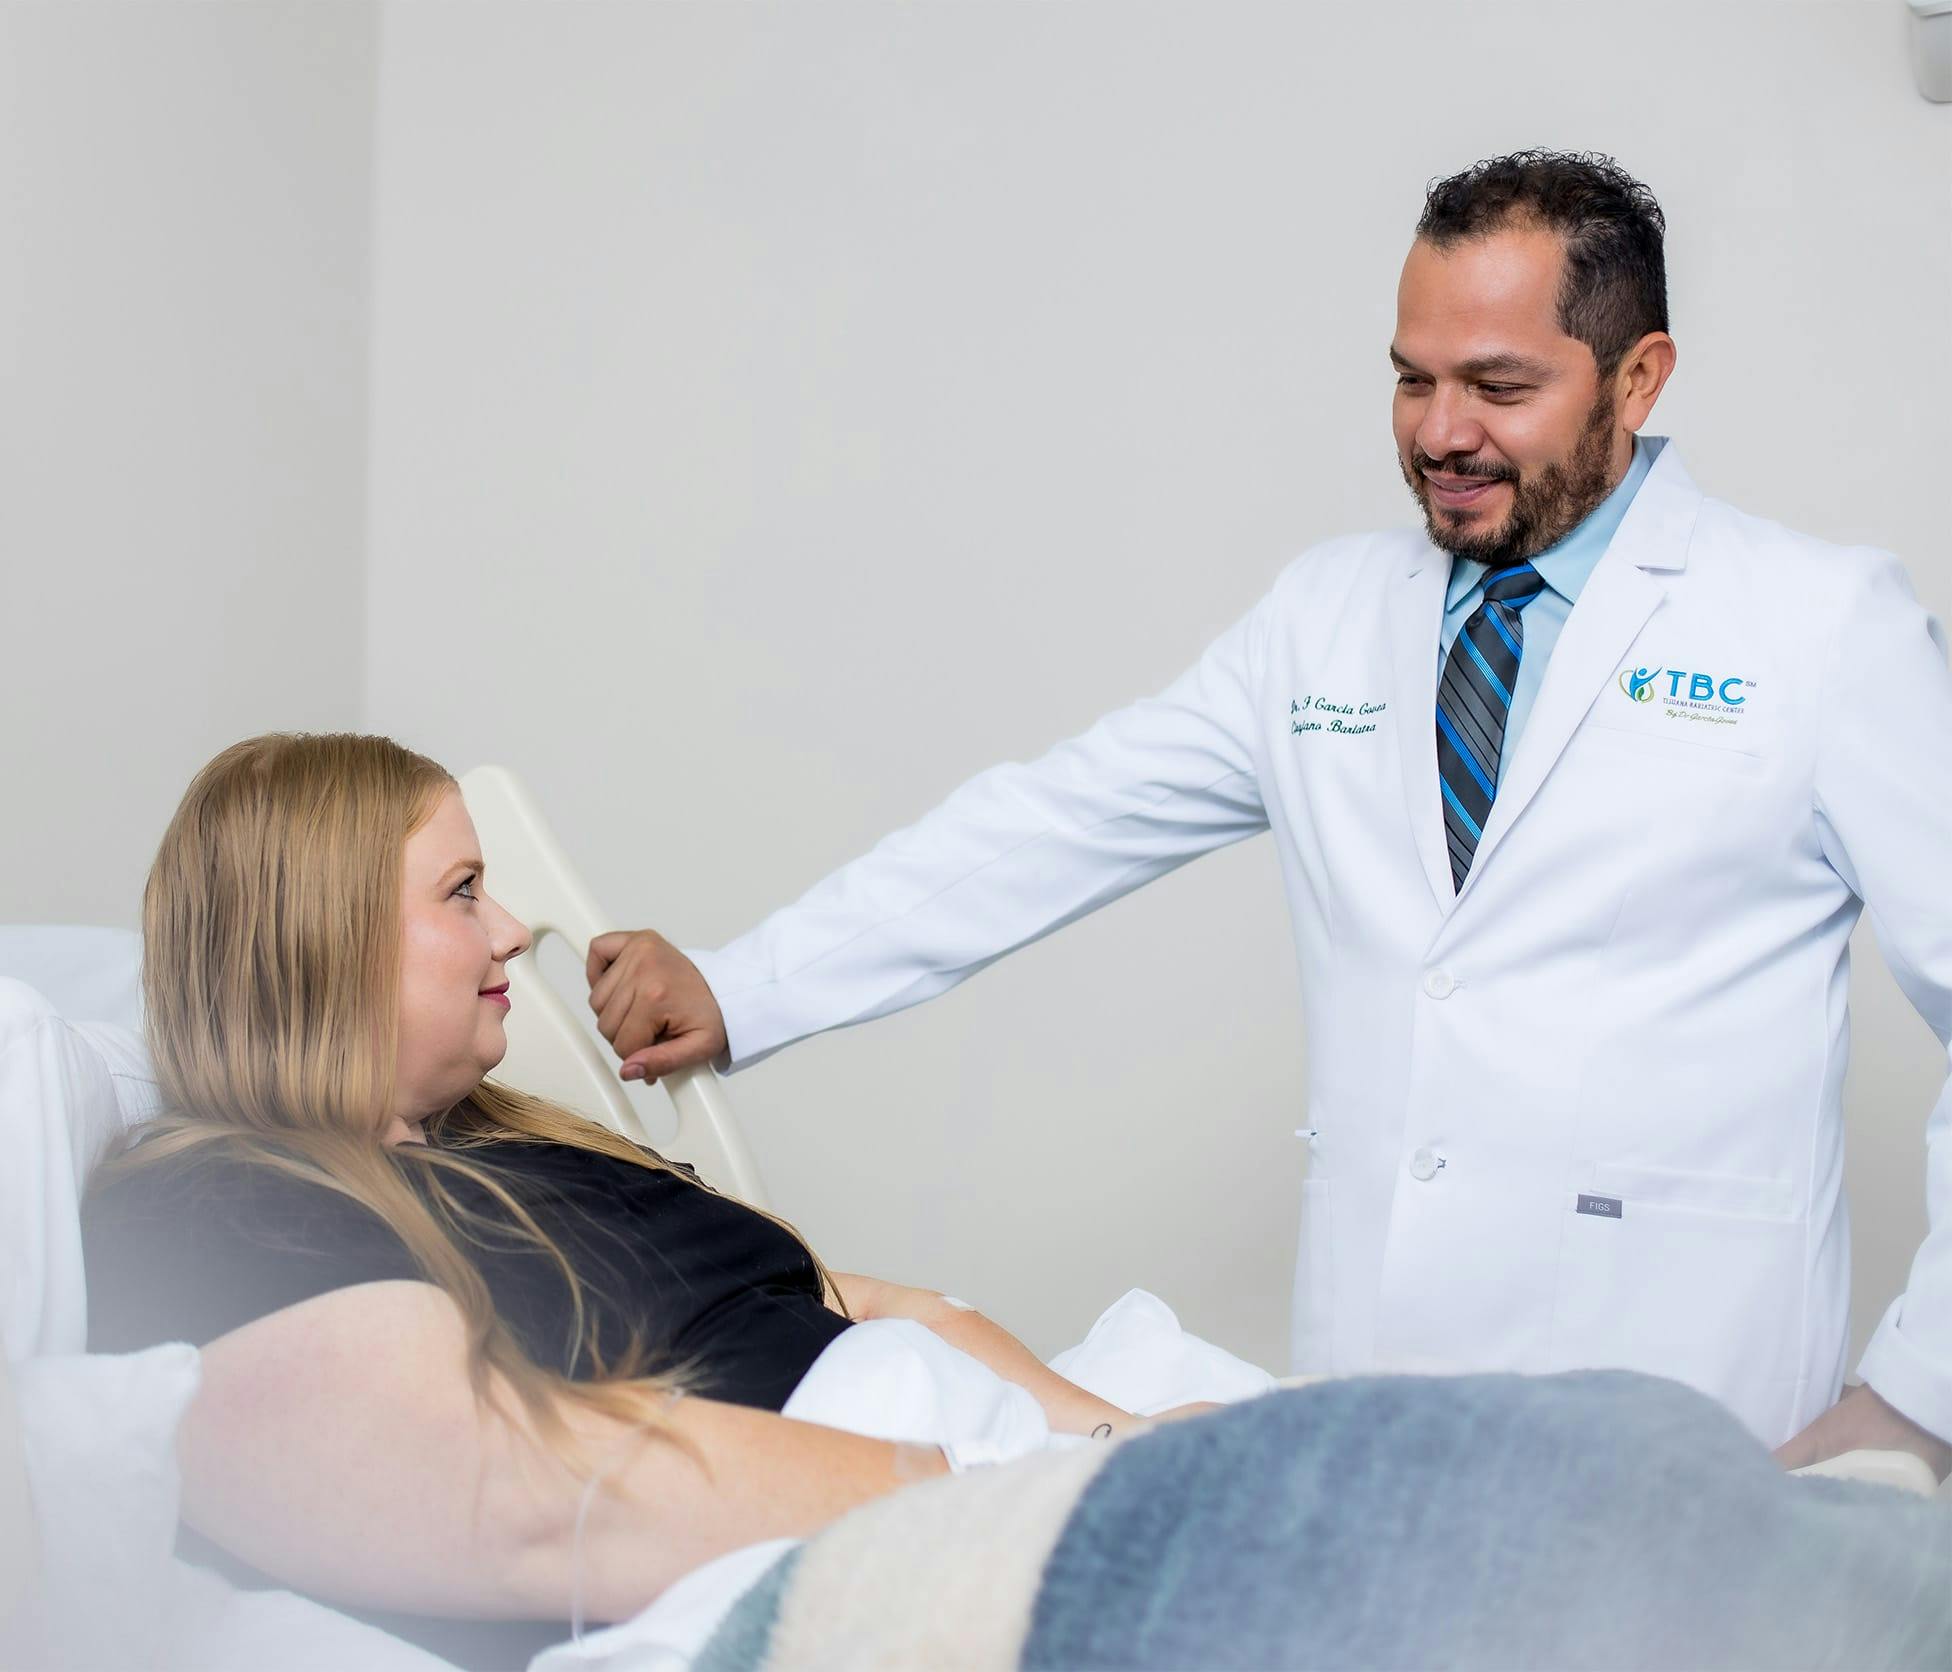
[1422,969,1456,999]
[1409,1147,1439,1182]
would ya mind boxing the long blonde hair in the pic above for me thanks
[107,732,834,1459]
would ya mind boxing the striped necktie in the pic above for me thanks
[1436,562,1547,891]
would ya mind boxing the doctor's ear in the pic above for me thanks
[1614,331,1678,432]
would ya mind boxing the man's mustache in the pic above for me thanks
[1412,451,1519,483]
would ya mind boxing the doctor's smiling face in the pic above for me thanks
[1391,151,1677,568]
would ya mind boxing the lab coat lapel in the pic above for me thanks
[1458,440,1702,896]
[1389,543,1456,911]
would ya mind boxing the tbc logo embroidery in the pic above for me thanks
[1618,666,1663,703]
[1613,663,1760,735]
[1618,667,1751,707]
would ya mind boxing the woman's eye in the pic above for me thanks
[454,874,478,901]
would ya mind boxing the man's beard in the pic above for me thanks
[1403,389,1619,569]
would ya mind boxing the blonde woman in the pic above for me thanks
[81,735,1951,1672]
[82,733,1212,1668]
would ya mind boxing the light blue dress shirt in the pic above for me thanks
[1437,435,1655,759]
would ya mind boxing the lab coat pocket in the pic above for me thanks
[1577,717,1766,771]
[1291,1177,1336,1374]
[1548,1178,1802,1443]
[1589,1162,1795,1221]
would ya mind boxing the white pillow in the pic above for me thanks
[9,1345,200,1667]
[72,1018,164,1131]
[0,927,142,1033]
[0,979,135,1362]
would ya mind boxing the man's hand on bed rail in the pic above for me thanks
[587,929,728,1083]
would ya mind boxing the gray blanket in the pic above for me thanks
[702,1371,1951,1671]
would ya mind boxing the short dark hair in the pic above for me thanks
[1416,150,1669,374]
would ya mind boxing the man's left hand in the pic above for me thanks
[1773,1382,1952,1482]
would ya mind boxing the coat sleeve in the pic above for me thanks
[687,588,1278,1070]
[1813,549,1952,1444]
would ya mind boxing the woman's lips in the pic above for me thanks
[1425,471,1510,511]
[479,984,511,1010]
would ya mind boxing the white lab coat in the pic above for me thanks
[690,439,1952,1448]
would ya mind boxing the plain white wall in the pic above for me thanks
[365,1,1952,1369]
[0,0,379,926]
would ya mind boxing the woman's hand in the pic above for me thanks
[830,1274,1141,1440]
[1144,1401,1226,1426]
[586,929,728,1083]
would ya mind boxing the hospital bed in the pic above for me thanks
[1,764,1944,1670]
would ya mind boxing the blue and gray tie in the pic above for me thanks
[1435,562,1546,891]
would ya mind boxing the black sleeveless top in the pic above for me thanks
[81,1133,852,1669]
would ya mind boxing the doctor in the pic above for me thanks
[587,151,1952,1476]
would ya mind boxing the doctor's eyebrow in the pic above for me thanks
[1389,347,1557,381]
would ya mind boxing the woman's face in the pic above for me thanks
[389,786,532,1141]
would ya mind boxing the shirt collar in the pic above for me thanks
[1444,435,1655,612]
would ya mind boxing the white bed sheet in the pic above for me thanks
[531,1289,1275,1672]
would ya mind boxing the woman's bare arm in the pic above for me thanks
[181,1279,943,1624]
[828,1272,1142,1437]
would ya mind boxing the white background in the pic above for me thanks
[3,0,1947,1372]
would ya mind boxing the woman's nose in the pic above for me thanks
[488,895,533,962]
